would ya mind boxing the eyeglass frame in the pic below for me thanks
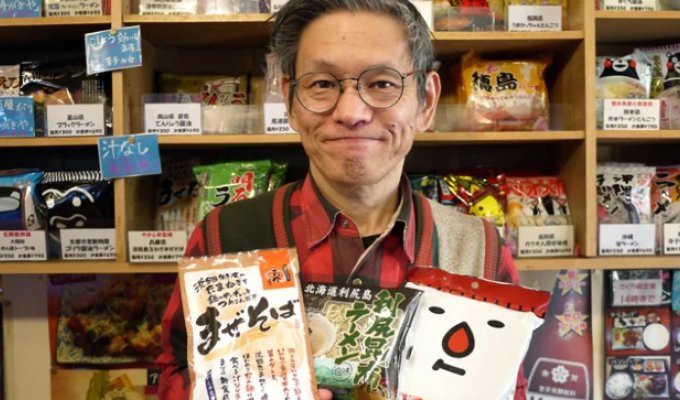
[289,67,422,113]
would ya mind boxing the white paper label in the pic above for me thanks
[60,229,116,260]
[270,0,288,13]
[612,278,663,306]
[0,230,47,261]
[663,224,680,255]
[599,224,656,256]
[517,225,574,257]
[144,103,202,135]
[410,1,433,30]
[46,104,105,137]
[602,0,657,11]
[264,102,295,134]
[45,0,103,17]
[139,0,197,15]
[603,99,660,130]
[128,231,187,263]
[508,5,561,32]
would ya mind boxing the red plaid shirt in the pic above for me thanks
[157,174,524,399]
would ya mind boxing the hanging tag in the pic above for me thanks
[97,134,162,179]
[85,26,142,75]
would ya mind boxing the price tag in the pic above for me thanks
[603,99,660,130]
[599,224,655,256]
[264,103,295,134]
[663,224,680,255]
[0,230,47,261]
[144,103,202,135]
[85,26,142,75]
[0,96,35,138]
[517,225,574,257]
[128,231,187,263]
[0,0,41,17]
[612,277,663,306]
[602,0,656,11]
[47,104,105,137]
[410,1,433,30]
[139,0,196,15]
[507,5,561,32]
[270,0,288,13]
[98,134,162,179]
[45,0,102,17]
[60,228,116,260]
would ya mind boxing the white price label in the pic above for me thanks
[507,5,561,32]
[144,103,202,135]
[139,0,197,15]
[602,0,656,11]
[599,224,656,256]
[603,99,660,130]
[47,104,105,137]
[264,102,295,134]
[663,224,680,255]
[270,0,288,12]
[410,1,433,30]
[128,231,187,263]
[0,230,47,261]
[60,229,116,260]
[517,225,574,258]
[612,278,663,306]
[45,0,103,17]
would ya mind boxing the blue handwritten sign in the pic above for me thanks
[0,0,41,18]
[85,26,142,75]
[97,134,162,179]
[0,96,35,138]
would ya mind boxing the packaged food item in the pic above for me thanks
[505,176,572,255]
[178,249,318,400]
[390,267,550,400]
[441,172,507,230]
[409,175,440,202]
[302,283,421,399]
[638,43,680,98]
[659,86,680,129]
[267,160,288,192]
[0,65,20,96]
[653,166,680,251]
[597,165,655,225]
[460,52,551,131]
[156,160,200,236]
[433,0,500,32]
[605,356,670,399]
[0,169,43,230]
[505,0,568,29]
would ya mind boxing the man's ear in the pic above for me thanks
[282,75,299,132]
[416,71,442,132]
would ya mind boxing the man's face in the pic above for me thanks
[283,11,440,188]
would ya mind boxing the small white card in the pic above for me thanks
[139,0,197,15]
[45,0,103,17]
[599,224,656,256]
[517,225,574,257]
[664,224,680,255]
[264,102,295,134]
[507,5,561,32]
[602,0,657,11]
[128,231,187,263]
[47,104,105,137]
[60,228,116,260]
[603,99,660,130]
[410,1,433,30]
[612,278,663,306]
[270,0,287,13]
[0,231,47,261]
[144,103,202,135]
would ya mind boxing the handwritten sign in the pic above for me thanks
[0,0,41,18]
[45,0,102,16]
[85,26,142,75]
[97,134,162,179]
[0,96,35,138]
[47,104,105,137]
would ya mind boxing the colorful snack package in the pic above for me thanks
[505,176,572,255]
[638,43,680,98]
[178,249,319,400]
[597,165,655,224]
[460,52,551,131]
[156,160,199,236]
[302,283,421,400]
[441,173,507,230]
[0,169,43,230]
[389,267,550,400]
[409,175,440,202]
[267,160,288,192]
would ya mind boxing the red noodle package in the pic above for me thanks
[389,268,550,400]
[179,249,319,400]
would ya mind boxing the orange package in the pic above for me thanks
[460,51,551,131]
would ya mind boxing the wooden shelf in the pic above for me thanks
[0,137,100,147]
[0,261,176,274]
[595,11,680,43]
[516,256,680,270]
[432,31,584,56]
[0,16,112,48]
[158,134,299,146]
[597,130,680,143]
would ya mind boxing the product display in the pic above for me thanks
[0,65,20,96]
[178,249,318,400]
[0,169,43,231]
[156,160,200,236]
[597,165,655,225]
[440,172,507,230]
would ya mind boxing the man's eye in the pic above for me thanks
[370,80,397,89]
[310,80,336,89]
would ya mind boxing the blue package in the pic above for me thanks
[0,169,43,230]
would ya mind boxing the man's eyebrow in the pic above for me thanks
[306,60,398,72]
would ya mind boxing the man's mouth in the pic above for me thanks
[432,359,466,376]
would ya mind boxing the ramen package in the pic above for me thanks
[432,0,501,32]
[505,176,572,255]
[653,166,680,251]
[0,169,43,230]
[0,65,20,95]
[156,160,199,236]
[178,249,319,400]
[659,86,680,129]
[390,267,550,400]
[302,283,421,399]
[440,173,507,229]
[597,165,655,225]
[638,43,680,98]
[460,52,551,131]
[605,356,671,399]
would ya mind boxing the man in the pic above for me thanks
[158,0,523,398]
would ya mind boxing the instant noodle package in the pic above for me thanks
[597,164,655,225]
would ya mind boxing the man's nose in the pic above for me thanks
[332,79,372,127]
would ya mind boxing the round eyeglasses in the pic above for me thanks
[290,67,418,113]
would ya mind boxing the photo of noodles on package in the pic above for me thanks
[179,249,319,400]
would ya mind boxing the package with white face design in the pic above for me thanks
[389,268,550,400]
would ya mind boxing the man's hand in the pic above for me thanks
[318,388,333,400]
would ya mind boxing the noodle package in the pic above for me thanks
[179,249,319,400]
[389,268,550,400]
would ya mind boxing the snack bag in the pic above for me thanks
[390,267,550,400]
[597,164,655,224]
[659,86,680,129]
[653,166,680,251]
[156,160,200,236]
[638,43,680,98]
[460,52,551,131]
[0,169,43,230]
[440,173,507,230]
[302,283,421,400]
[178,249,319,400]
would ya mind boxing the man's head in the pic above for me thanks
[270,0,441,190]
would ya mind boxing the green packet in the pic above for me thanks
[302,283,421,400]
